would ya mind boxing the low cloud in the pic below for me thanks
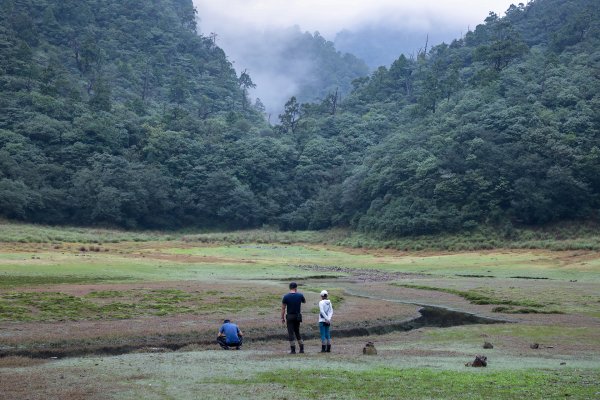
[193,0,517,116]
[194,0,517,38]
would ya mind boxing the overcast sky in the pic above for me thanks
[194,0,519,39]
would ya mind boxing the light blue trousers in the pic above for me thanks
[319,322,331,344]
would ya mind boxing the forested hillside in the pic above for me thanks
[1,0,599,236]
[281,0,600,235]
[0,0,287,228]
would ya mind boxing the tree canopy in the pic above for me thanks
[1,0,599,236]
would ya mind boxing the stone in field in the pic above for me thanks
[465,355,487,367]
[363,342,377,355]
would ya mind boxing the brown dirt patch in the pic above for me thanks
[6,280,207,295]
[8,280,256,296]
[0,364,119,400]
[310,245,600,265]
[124,252,256,264]
[0,356,48,368]
[552,250,600,264]
[311,244,454,257]
[296,264,427,282]
[4,275,597,358]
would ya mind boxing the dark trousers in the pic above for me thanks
[286,318,302,344]
[217,335,242,349]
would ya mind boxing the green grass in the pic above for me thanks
[222,367,599,399]
[0,251,323,282]
[166,244,363,266]
[0,221,175,243]
[336,223,600,251]
[1,242,598,320]
[43,347,600,399]
[168,245,537,271]
[181,223,600,251]
[422,324,599,346]
[180,229,346,245]
[3,220,600,251]
[393,283,543,306]
[165,245,600,281]
[392,283,564,313]
[491,306,564,314]
[388,274,600,316]
[0,275,131,288]
[0,288,281,322]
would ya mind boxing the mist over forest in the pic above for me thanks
[194,0,516,114]
[334,26,462,69]
[0,0,599,237]
[199,26,369,119]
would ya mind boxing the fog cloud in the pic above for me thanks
[194,0,517,38]
[193,0,517,117]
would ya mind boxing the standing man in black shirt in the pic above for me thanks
[281,281,306,354]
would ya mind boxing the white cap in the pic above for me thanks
[320,290,328,296]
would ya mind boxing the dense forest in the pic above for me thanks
[0,0,275,228]
[1,0,599,236]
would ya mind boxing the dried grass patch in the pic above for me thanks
[0,356,47,368]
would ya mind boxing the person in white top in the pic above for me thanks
[318,290,334,353]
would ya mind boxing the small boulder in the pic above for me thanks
[530,343,539,349]
[363,341,377,355]
[465,355,487,367]
[483,342,494,349]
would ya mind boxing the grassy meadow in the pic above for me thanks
[0,221,599,399]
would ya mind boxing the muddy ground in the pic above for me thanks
[1,242,599,399]
[2,273,598,357]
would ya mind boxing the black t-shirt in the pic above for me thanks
[282,292,306,315]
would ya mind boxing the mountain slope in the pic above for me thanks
[283,0,600,235]
[0,0,289,228]
[1,0,598,236]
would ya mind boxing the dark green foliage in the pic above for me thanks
[0,0,598,236]
[284,0,600,236]
[0,0,288,229]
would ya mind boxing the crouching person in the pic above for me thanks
[217,319,243,350]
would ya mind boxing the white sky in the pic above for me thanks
[194,0,520,39]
